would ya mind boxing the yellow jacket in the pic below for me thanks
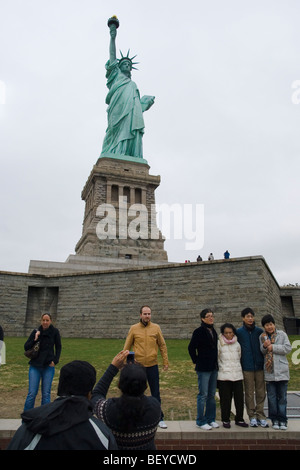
[124,321,168,368]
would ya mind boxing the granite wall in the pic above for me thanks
[0,256,287,339]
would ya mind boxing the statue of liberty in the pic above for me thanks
[100,17,155,160]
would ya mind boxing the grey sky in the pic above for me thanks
[0,0,300,285]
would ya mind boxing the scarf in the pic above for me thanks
[201,321,216,343]
[261,331,277,373]
[243,321,255,331]
[221,334,237,345]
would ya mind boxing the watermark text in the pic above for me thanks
[96,198,204,251]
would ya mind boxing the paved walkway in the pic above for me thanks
[2,394,300,449]
[2,392,300,438]
[156,418,300,439]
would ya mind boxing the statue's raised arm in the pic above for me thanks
[107,16,118,64]
[100,16,155,160]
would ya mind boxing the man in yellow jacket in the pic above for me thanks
[124,305,169,428]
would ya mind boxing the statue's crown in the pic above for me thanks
[118,49,139,70]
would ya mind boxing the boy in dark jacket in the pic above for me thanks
[188,308,219,430]
[236,307,268,427]
[7,361,117,450]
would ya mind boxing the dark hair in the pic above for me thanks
[118,362,147,396]
[261,314,275,327]
[58,360,96,397]
[220,323,237,335]
[241,307,255,317]
[41,313,52,320]
[200,308,213,319]
[116,362,148,431]
[140,305,151,314]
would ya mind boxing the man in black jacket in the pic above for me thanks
[7,360,117,450]
[188,308,219,430]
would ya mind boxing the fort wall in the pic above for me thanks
[0,256,287,338]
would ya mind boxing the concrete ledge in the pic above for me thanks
[0,420,22,449]
[28,254,171,276]
[1,419,300,450]
[156,419,300,439]
[155,420,300,450]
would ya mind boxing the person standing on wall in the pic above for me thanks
[24,313,61,411]
[236,307,268,427]
[124,305,169,429]
[188,308,219,430]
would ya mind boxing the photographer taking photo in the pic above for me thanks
[92,350,161,450]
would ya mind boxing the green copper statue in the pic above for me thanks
[100,16,155,161]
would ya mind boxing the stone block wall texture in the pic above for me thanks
[75,157,167,261]
[2,433,300,451]
[281,287,300,316]
[0,256,286,339]
[154,437,300,451]
[281,286,300,334]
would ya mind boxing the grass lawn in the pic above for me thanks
[0,336,299,420]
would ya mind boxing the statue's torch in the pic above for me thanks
[107,16,119,30]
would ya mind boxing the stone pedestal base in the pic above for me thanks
[28,253,170,275]
[75,156,168,262]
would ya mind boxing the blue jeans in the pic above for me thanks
[196,369,218,426]
[266,380,288,424]
[145,365,163,420]
[24,365,55,411]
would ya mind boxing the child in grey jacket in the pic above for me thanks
[260,314,292,430]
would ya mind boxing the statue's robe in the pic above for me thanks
[101,60,144,158]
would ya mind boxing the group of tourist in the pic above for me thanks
[188,307,292,431]
[196,250,230,262]
[6,305,292,450]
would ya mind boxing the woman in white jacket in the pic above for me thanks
[218,323,248,428]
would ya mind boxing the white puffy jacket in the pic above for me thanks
[217,334,244,381]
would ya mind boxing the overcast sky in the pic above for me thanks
[1,0,300,286]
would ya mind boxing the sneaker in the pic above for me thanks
[223,421,231,429]
[196,423,212,430]
[235,420,249,428]
[279,423,287,430]
[158,420,168,429]
[250,418,258,427]
[209,421,220,428]
[272,421,280,430]
[258,419,269,428]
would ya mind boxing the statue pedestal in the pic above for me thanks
[75,156,168,263]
